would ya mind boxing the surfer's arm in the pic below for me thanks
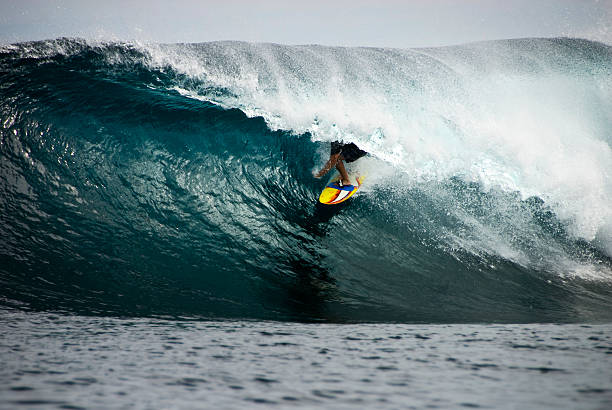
[315,153,341,178]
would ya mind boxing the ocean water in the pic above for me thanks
[1,37,612,408]
[2,310,612,409]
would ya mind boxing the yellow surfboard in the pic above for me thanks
[318,173,366,205]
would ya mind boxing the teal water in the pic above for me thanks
[1,38,611,323]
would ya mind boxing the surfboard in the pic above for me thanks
[318,173,365,205]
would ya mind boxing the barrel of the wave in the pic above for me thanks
[318,173,366,205]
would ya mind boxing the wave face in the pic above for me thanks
[1,38,611,322]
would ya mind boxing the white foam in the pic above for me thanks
[136,40,612,271]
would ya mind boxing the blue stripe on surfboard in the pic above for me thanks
[326,183,355,191]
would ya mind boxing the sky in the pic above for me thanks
[1,0,611,47]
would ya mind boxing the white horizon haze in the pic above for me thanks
[1,0,611,48]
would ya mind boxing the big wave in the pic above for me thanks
[1,38,611,322]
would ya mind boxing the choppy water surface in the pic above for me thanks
[1,310,611,409]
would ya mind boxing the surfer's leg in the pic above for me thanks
[315,153,341,179]
[335,157,351,186]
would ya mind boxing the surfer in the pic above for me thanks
[315,141,367,186]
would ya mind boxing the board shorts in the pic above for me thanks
[330,141,368,163]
